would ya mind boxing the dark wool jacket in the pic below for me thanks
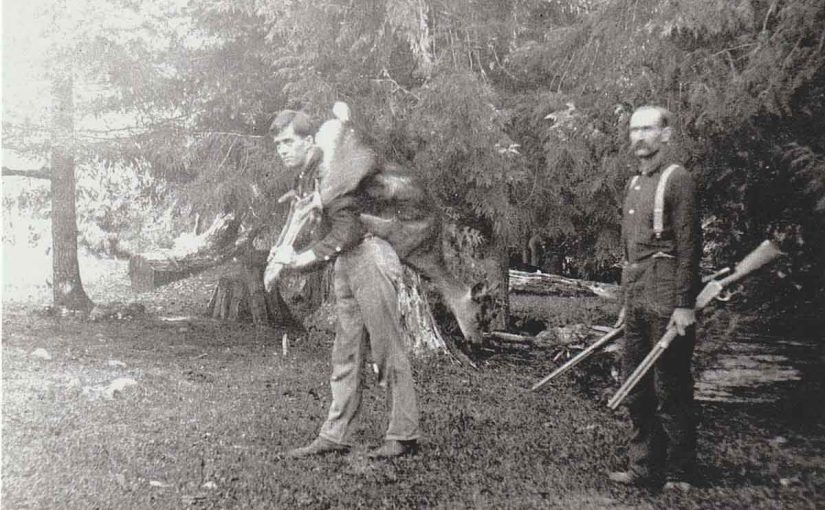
[621,157,701,308]
[296,147,366,263]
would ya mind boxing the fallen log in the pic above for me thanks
[486,324,614,348]
[129,212,242,292]
[508,270,619,300]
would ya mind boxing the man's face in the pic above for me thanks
[273,124,313,169]
[628,109,670,159]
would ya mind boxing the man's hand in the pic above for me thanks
[667,307,696,336]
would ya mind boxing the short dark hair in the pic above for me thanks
[269,110,315,136]
[634,105,672,128]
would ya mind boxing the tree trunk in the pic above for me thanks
[484,232,510,332]
[528,233,543,268]
[50,59,93,311]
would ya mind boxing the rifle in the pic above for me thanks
[607,240,782,410]
[530,326,624,391]
[530,260,734,391]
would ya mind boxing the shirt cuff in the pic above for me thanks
[293,249,318,269]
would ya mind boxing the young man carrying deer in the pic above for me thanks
[266,106,421,459]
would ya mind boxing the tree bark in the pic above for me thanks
[397,267,448,354]
[50,60,93,311]
[484,232,510,332]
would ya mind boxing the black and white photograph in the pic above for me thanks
[2,0,823,508]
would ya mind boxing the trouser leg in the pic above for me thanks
[318,259,367,445]
[348,237,420,441]
[653,317,697,479]
[623,305,666,480]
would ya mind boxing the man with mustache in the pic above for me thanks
[609,105,701,491]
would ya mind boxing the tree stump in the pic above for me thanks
[395,267,477,367]
[207,276,251,321]
[397,267,448,354]
[205,254,300,329]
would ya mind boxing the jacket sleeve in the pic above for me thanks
[668,167,701,308]
[305,192,365,262]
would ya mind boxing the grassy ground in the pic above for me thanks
[2,262,824,509]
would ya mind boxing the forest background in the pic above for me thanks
[3,0,824,322]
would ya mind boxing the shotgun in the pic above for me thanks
[531,326,624,391]
[607,240,782,410]
[530,262,733,391]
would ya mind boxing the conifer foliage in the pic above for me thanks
[4,0,823,316]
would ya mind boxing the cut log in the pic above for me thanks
[508,269,619,300]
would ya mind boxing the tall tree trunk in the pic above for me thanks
[484,232,510,331]
[50,61,93,311]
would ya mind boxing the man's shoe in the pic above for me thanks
[286,437,349,458]
[367,439,418,459]
[608,471,662,488]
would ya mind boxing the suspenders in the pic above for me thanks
[654,164,679,238]
[629,164,679,239]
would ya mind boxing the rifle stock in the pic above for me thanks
[695,240,782,308]
[719,240,782,287]
[608,240,782,410]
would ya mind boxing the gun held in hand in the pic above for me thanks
[607,240,782,410]
[531,326,624,391]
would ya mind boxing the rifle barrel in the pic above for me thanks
[607,328,677,409]
[531,327,623,391]
[606,239,782,410]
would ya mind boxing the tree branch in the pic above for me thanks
[2,166,52,180]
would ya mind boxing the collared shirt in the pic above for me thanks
[293,147,322,198]
[621,157,701,308]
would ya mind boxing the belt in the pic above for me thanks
[625,251,675,269]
